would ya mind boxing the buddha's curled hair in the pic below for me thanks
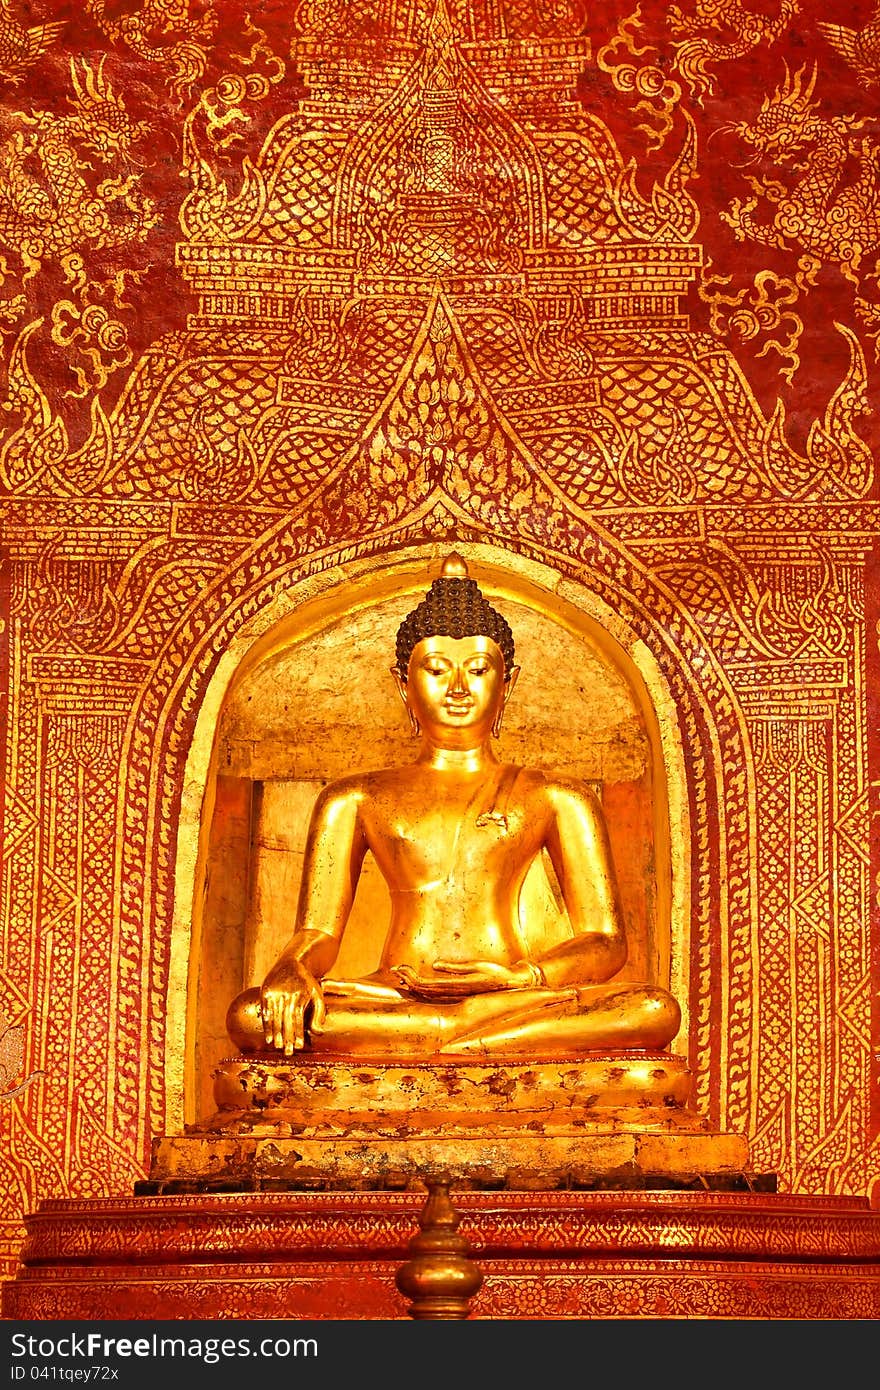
[395,572,516,678]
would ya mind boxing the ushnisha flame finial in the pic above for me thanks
[440,551,469,579]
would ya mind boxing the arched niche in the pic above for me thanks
[170,547,690,1126]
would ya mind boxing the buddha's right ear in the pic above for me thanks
[391,666,420,737]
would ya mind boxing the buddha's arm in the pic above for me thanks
[537,782,628,988]
[260,782,367,1052]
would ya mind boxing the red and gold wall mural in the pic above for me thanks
[1,0,879,1284]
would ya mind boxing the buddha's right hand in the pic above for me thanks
[260,959,326,1055]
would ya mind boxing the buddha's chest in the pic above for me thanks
[362,783,544,886]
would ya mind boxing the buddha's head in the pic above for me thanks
[393,555,519,745]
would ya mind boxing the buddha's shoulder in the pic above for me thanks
[311,765,414,805]
[309,771,374,813]
[520,768,604,812]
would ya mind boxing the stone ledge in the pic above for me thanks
[147,1128,752,1191]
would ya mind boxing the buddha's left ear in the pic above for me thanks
[492,666,520,739]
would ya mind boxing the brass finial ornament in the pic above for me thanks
[395,552,516,678]
[395,1181,483,1319]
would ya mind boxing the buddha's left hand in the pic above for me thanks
[395,959,542,998]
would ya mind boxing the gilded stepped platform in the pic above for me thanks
[4,1191,880,1320]
[145,1053,751,1191]
[10,1054,875,1320]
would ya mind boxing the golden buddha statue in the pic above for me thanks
[226,554,681,1062]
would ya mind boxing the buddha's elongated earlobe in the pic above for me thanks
[391,665,419,737]
[493,666,519,738]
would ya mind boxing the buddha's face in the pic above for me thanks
[398,634,517,745]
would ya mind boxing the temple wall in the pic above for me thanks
[1,0,878,1283]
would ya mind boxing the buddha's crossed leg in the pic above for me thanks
[228,980,680,1057]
